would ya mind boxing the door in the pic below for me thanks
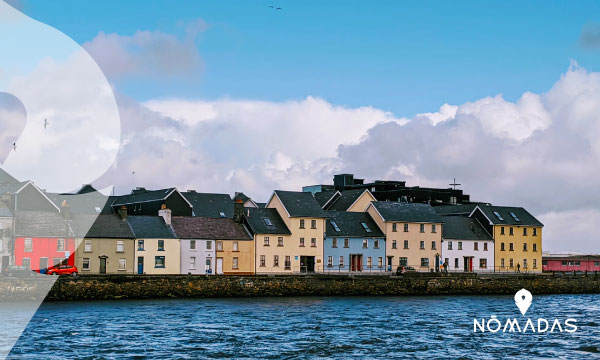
[216,258,223,274]
[39,257,48,274]
[387,256,393,271]
[300,256,315,273]
[435,255,440,272]
[99,257,107,274]
[1,256,8,273]
[350,255,363,272]
[137,257,144,274]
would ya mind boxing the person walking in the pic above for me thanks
[517,263,521,273]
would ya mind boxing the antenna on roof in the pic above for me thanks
[449,178,461,190]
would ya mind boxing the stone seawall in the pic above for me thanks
[31,273,600,301]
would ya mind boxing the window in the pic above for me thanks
[344,238,349,248]
[392,223,397,232]
[299,219,305,229]
[444,258,448,266]
[361,222,372,233]
[403,240,409,249]
[501,258,505,268]
[392,240,397,249]
[311,238,317,247]
[116,240,124,253]
[189,240,195,250]
[500,227,505,235]
[455,258,459,268]
[420,224,425,233]
[22,258,30,269]
[448,241,453,250]
[330,220,341,232]
[431,241,436,250]
[206,241,212,250]
[190,257,196,269]
[474,242,478,251]
[260,255,266,267]
[493,211,504,221]
[421,258,429,267]
[509,227,514,236]
[399,257,408,266]
[501,242,505,251]
[82,258,90,270]
[327,256,333,267]
[206,258,212,271]
[84,239,92,252]
[419,241,425,250]
[561,260,567,266]
[299,238,305,247]
[264,236,270,246]
[263,218,273,226]
[523,243,528,251]
[367,257,372,268]
[278,237,284,246]
[542,260,548,266]
[24,238,32,252]
[155,256,165,268]
[274,255,279,267]
[138,240,145,251]
[311,220,317,229]
[158,240,164,251]
[232,257,239,269]
[233,241,239,252]
[484,243,488,251]
[533,259,537,269]
[119,258,127,270]
[57,239,65,251]
[339,256,344,267]
[458,241,463,250]
[510,212,521,222]
[509,243,514,251]
[363,239,369,248]
[332,238,338,248]
[404,224,409,232]
[432,224,437,233]
[217,241,223,251]
[533,228,537,236]
[533,244,537,252]
[374,239,380,249]
[523,259,528,269]
[595,261,600,266]
[523,228,528,236]
[285,256,291,270]
[509,258,514,268]
[378,257,383,268]
[480,258,487,268]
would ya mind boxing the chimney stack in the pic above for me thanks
[158,203,172,225]
[233,199,244,223]
[118,206,128,221]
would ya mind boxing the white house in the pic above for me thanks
[171,217,216,275]
[441,216,494,272]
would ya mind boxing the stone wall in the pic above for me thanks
[36,273,600,301]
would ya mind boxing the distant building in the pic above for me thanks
[111,187,193,216]
[542,253,600,272]
[171,217,217,275]
[0,202,13,273]
[182,191,233,218]
[441,216,494,272]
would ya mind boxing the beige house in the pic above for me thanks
[267,190,327,273]
[366,202,443,272]
[243,207,292,274]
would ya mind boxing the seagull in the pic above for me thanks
[276,7,282,10]
[132,171,135,176]
[44,118,49,130]
[12,143,16,151]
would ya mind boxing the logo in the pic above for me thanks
[474,288,578,333]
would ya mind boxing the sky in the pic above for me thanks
[3,0,600,252]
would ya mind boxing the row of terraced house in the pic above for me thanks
[0,169,549,275]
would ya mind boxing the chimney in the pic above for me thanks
[60,200,71,220]
[118,206,127,221]
[158,203,172,225]
[233,199,244,223]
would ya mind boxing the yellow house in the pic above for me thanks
[128,212,180,275]
[366,201,443,272]
[315,189,377,212]
[243,207,293,274]
[267,190,327,273]
[470,205,543,273]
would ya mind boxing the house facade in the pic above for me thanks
[323,211,385,273]
[171,216,217,275]
[542,254,600,272]
[367,202,443,272]
[129,210,180,275]
[470,205,543,273]
[441,216,494,272]
[267,190,326,273]
[244,207,292,274]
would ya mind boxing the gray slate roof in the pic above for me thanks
[442,216,492,241]
[171,216,251,240]
[112,188,176,206]
[326,189,370,211]
[370,201,443,223]
[325,211,384,238]
[244,207,291,235]
[0,168,18,184]
[474,205,543,227]
[72,214,135,238]
[48,192,112,215]
[434,204,479,216]
[182,192,233,218]
[14,211,74,237]
[273,190,326,218]
[128,216,176,238]
[314,190,338,207]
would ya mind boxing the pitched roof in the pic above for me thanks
[171,216,251,240]
[325,211,384,237]
[326,189,371,211]
[442,216,492,241]
[128,216,176,238]
[314,190,338,207]
[72,214,135,239]
[434,204,479,216]
[0,168,18,184]
[112,188,177,206]
[472,205,543,227]
[181,192,233,218]
[244,207,291,235]
[47,192,112,215]
[256,203,267,208]
[370,201,443,223]
[0,181,29,195]
[14,211,74,237]
[272,190,326,218]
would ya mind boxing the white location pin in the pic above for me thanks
[514,288,533,315]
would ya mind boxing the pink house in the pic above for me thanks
[542,254,600,272]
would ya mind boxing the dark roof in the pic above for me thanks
[47,192,113,215]
[0,168,18,184]
[370,202,443,223]
[434,204,479,216]
[112,188,177,206]
[474,205,543,227]
[326,189,371,211]
[233,192,251,202]
[244,207,291,235]
[182,192,233,218]
[72,214,135,238]
[325,211,384,237]
[14,211,74,237]
[0,181,28,195]
[256,202,266,208]
[273,190,326,218]
[442,217,492,241]
[171,217,251,240]
[128,216,175,238]
[314,190,338,207]
[75,184,98,194]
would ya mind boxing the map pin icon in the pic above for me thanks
[514,288,532,315]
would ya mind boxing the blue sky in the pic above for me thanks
[17,0,600,118]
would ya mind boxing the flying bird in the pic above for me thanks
[132,171,135,176]
[44,118,49,130]
[276,7,282,10]
[12,142,16,151]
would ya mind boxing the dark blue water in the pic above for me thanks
[8,295,600,359]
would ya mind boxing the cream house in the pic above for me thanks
[244,207,292,274]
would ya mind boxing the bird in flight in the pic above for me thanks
[276,7,282,10]
[12,143,16,152]
[132,171,135,176]
[44,118,49,130]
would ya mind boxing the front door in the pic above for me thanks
[435,255,440,272]
[387,256,393,271]
[216,258,223,274]
[137,257,144,274]
[39,257,48,273]
[99,257,107,274]
[300,256,315,273]
[350,255,363,272]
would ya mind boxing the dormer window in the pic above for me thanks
[263,218,273,226]
[330,220,341,232]
[493,211,504,221]
[361,222,372,233]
